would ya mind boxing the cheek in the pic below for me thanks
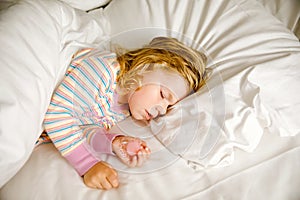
[128,85,160,108]
[128,91,143,108]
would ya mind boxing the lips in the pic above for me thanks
[145,110,152,121]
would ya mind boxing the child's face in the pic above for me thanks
[127,69,190,121]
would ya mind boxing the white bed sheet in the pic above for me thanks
[2,132,300,200]
[1,0,300,199]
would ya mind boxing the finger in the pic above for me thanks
[90,176,105,190]
[141,149,150,166]
[122,153,132,166]
[85,181,98,190]
[86,179,104,190]
[139,146,149,155]
[83,175,99,190]
[101,178,112,190]
[87,171,110,190]
[96,183,104,190]
[107,168,119,187]
[136,151,144,167]
[144,147,151,159]
[144,146,151,154]
[107,174,119,188]
[141,149,150,164]
[115,147,131,166]
[140,140,147,147]
[129,155,137,167]
[142,148,150,160]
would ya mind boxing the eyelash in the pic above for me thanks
[160,90,164,98]
[161,90,173,109]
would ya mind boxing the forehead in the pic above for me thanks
[141,69,190,100]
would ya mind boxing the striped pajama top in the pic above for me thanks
[43,49,129,175]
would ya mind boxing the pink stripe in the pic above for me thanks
[44,117,72,125]
[46,121,74,135]
[88,57,109,89]
[57,87,73,100]
[100,53,115,77]
[76,62,99,84]
[56,135,80,151]
[61,80,75,91]
[71,69,95,95]
[50,98,74,111]
[52,132,76,144]
[70,73,94,105]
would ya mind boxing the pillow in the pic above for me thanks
[0,0,109,187]
[257,0,300,32]
[59,0,111,11]
[103,0,300,169]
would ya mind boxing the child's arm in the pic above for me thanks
[77,124,151,172]
[44,50,121,176]
[84,127,151,167]
[81,133,150,190]
[81,127,150,190]
[44,93,113,176]
[44,50,150,190]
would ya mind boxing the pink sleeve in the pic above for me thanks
[64,128,122,176]
[88,130,122,155]
[64,143,99,176]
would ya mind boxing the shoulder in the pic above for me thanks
[68,49,120,89]
[71,49,119,71]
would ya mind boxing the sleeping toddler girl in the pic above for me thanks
[43,37,208,190]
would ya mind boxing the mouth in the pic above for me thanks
[145,110,152,121]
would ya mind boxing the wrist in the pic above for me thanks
[112,135,123,143]
[112,135,124,154]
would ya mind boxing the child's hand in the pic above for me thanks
[112,136,151,167]
[83,161,119,190]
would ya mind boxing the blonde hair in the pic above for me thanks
[116,37,208,95]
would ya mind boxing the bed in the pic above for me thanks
[1,0,300,199]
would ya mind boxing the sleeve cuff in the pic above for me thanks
[89,131,123,155]
[64,143,99,176]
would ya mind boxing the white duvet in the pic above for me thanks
[0,0,300,199]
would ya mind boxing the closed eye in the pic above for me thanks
[161,86,177,104]
[160,90,165,99]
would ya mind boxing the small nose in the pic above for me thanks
[149,100,168,118]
